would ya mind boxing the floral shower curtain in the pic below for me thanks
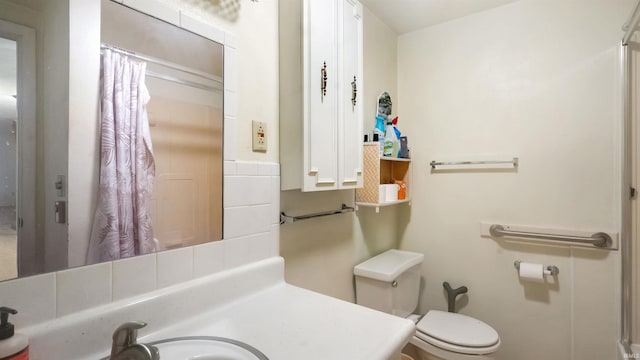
[86,49,156,264]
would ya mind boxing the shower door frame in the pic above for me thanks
[0,19,37,277]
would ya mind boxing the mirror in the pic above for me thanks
[0,0,224,282]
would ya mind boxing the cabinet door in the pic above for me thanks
[337,0,363,189]
[303,0,338,191]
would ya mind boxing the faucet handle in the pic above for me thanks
[111,321,147,356]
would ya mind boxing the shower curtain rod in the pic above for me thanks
[100,43,223,92]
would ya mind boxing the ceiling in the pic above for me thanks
[360,0,520,34]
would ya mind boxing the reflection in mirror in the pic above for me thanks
[87,0,223,265]
[0,37,17,280]
[0,14,36,282]
[0,0,223,281]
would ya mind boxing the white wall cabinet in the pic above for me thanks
[280,0,363,192]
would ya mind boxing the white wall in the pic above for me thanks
[279,6,400,302]
[396,1,632,359]
[43,0,69,272]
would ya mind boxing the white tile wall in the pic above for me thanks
[56,262,112,317]
[193,241,226,278]
[112,253,157,301]
[224,116,237,161]
[223,43,238,161]
[0,273,56,328]
[224,176,271,207]
[0,160,281,329]
[156,247,194,288]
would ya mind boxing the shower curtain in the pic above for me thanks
[86,49,156,264]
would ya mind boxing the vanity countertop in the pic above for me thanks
[139,282,415,360]
[24,257,415,360]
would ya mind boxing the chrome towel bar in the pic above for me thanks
[280,204,354,224]
[429,157,518,169]
[489,224,612,248]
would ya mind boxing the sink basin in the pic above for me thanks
[101,336,269,360]
[150,336,269,360]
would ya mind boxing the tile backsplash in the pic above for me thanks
[0,160,280,329]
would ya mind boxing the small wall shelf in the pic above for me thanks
[356,143,412,213]
[355,199,411,213]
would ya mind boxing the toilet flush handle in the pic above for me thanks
[443,282,468,313]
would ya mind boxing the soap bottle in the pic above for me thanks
[0,307,28,360]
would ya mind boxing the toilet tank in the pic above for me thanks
[354,249,424,318]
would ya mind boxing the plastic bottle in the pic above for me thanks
[383,121,399,157]
[391,116,402,157]
[374,116,386,138]
[0,307,28,360]
[374,116,386,157]
[391,116,401,138]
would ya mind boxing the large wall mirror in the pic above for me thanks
[0,0,224,282]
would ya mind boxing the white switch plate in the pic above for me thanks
[252,120,267,152]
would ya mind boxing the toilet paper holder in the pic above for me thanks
[514,260,559,276]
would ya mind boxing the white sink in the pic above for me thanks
[28,258,414,360]
[100,336,269,360]
[149,336,269,360]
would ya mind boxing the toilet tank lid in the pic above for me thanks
[354,249,424,282]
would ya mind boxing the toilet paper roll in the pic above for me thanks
[383,184,400,202]
[518,262,545,283]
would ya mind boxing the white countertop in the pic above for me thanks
[25,257,415,360]
[145,283,415,360]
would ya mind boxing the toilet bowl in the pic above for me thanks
[354,250,500,360]
[408,310,500,360]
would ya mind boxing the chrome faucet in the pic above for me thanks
[110,321,160,360]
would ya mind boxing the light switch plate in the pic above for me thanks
[252,120,267,152]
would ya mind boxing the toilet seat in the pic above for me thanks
[415,310,500,355]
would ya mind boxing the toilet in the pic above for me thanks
[354,249,500,360]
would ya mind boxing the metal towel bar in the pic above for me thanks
[489,224,612,248]
[280,204,354,224]
[430,157,518,169]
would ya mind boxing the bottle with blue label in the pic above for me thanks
[374,115,385,157]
